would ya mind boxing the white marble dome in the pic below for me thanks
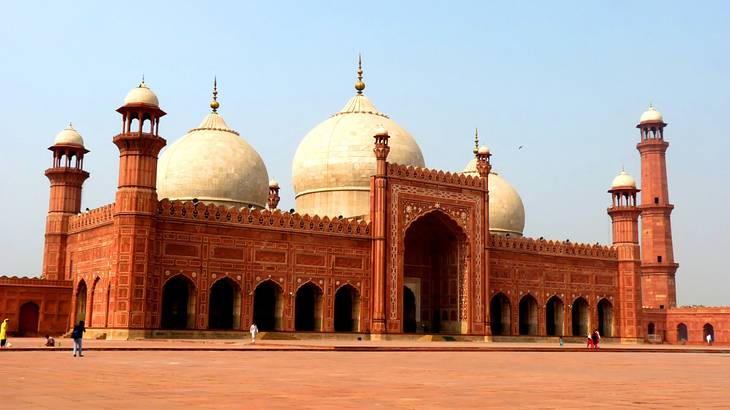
[611,170,636,189]
[292,93,425,218]
[157,111,269,208]
[53,124,84,146]
[123,81,159,107]
[462,158,525,237]
[639,105,663,124]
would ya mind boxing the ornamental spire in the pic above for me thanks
[473,128,479,155]
[210,77,220,113]
[355,54,365,95]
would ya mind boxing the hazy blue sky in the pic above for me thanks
[0,1,728,305]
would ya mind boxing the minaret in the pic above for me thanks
[608,170,643,340]
[474,141,492,337]
[42,124,89,280]
[110,79,166,332]
[636,105,678,308]
[267,180,280,210]
[370,124,390,335]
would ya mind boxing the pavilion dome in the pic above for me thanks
[157,106,269,209]
[639,105,663,124]
[123,80,160,107]
[611,170,636,189]
[53,124,84,146]
[291,67,425,218]
[462,158,525,237]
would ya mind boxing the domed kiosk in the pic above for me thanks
[157,81,269,208]
[292,59,425,218]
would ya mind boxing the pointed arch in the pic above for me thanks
[334,284,360,332]
[519,293,538,335]
[75,279,88,325]
[208,277,241,330]
[18,301,40,336]
[597,298,613,337]
[161,274,197,329]
[89,276,102,327]
[490,292,511,336]
[571,297,589,336]
[703,323,715,342]
[252,279,284,331]
[545,295,564,336]
[295,281,323,331]
[676,323,688,342]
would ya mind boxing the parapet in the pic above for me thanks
[490,234,617,259]
[157,199,371,237]
[68,203,115,232]
[387,163,483,188]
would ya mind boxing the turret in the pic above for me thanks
[607,170,643,340]
[42,124,89,280]
[636,105,678,308]
[267,180,280,210]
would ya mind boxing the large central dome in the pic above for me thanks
[292,64,425,218]
[157,87,269,208]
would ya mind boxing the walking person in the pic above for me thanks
[0,318,8,348]
[591,329,599,350]
[250,322,258,344]
[72,320,86,357]
[706,333,713,346]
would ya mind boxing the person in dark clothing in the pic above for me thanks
[72,321,86,357]
[591,329,600,349]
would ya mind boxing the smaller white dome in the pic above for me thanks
[477,145,490,155]
[53,124,84,146]
[123,81,159,107]
[269,179,279,188]
[639,105,663,124]
[611,170,636,189]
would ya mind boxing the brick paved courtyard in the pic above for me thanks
[1,344,728,409]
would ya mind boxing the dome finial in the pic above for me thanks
[210,77,220,113]
[473,127,479,155]
[355,54,365,94]
[140,74,145,87]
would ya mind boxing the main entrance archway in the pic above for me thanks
[545,296,564,336]
[161,275,196,329]
[403,211,467,334]
[208,278,241,330]
[252,280,283,331]
[519,294,538,335]
[571,297,589,336]
[75,280,87,325]
[490,293,511,336]
[295,282,323,331]
[597,298,613,337]
[18,301,40,336]
[334,285,360,332]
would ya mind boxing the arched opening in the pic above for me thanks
[648,322,656,335]
[294,282,323,331]
[519,294,538,335]
[403,211,467,334]
[334,285,360,332]
[75,280,87,324]
[161,275,196,329]
[676,323,688,342]
[490,293,511,336]
[571,297,589,336]
[18,301,40,336]
[597,298,613,337]
[403,286,417,333]
[89,278,102,327]
[545,296,564,336]
[253,280,283,331]
[703,323,715,342]
[208,278,241,330]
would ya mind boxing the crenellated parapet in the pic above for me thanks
[157,199,371,237]
[490,234,617,259]
[68,203,115,232]
[387,163,483,188]
[0,276,72,287]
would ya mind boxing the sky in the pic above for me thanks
[0,1,728,306]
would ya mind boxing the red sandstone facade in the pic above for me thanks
[0,90,727,344]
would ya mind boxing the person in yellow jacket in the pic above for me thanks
[0,318,8,348]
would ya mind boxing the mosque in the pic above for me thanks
[0,61,727,344]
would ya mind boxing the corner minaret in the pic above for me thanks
[370,125,390,335]
[42,124,90,280]
[636,105,678,308]
[110,79,166,332]
[608,170,643,340]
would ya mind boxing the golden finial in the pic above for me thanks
[140,74,145,87]
[210,77,220,112]
[473,128,479,155]
[68,122,73,129]
[355,54,365,94]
